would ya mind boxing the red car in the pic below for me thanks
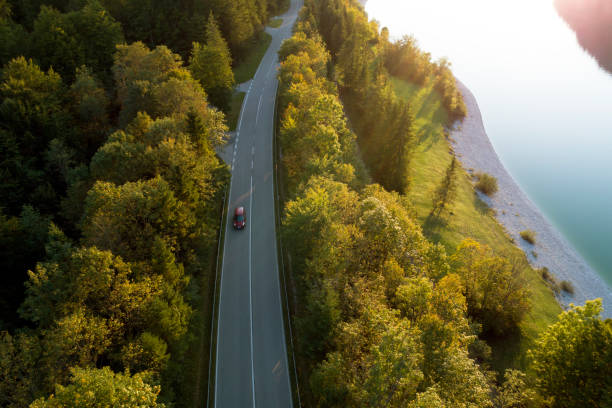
[233,206,246,230]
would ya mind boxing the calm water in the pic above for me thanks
[365,0,612,285]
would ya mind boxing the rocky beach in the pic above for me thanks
[451,80,612,317]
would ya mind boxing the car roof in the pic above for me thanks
[235,206,245,215]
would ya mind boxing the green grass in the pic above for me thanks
[233,33,273,84]
[269,18,283,28]
[390,76,561,374]
[227,92,246,131]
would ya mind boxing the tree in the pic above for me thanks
[113,42,227,147]
[30,366,165,407]
[0,331,42,408]
[29,2,123,82]
[430,156,458,218]
[0,207,50,329]
[495,369,541,408]
[0,56,68,214]
[82,177,195,263]
[0,0,10,21]
[189,13,234,111]
[529,300,612,407]
[451,239,530,335]
[394,276,433,321]
[68,66,110,160]
[40,309,111,387]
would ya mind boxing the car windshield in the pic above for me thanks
[236,215,244,222]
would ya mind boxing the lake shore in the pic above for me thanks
[450,79,612,317]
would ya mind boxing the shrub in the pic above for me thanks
[520,230,536,245]
[475,172,498,196]
[540,267,560,294]
[560,280,575,294]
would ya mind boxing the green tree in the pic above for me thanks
[189,13,234,111]
[68,66,110,160]
[40,309,111,387]
[113,42,227,146]
[495,369,541,408]
[82,177,195,263]
[30,366,165,407]
[394,276,433,321]
[0,56,68,214]
[0,207,49,329]
[451,239,530,335]
[430,156,458,218]
[529,300,612,407]
[0,331,42,407]
[29,6,83,81]
[121,331,169,375]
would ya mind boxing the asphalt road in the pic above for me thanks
[214,1,301,407]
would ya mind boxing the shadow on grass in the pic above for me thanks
[417,122,445,152]
[234,32,273,84]
[227,92,246,131]
[422,213,449,243]
[473,191,493,216]
[481,327,526,379]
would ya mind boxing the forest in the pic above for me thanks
[277,0,612,407]
[1,0,611,406]
[555,0,612,74]
[0,0,286,406]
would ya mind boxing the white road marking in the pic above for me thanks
[256,94,263,126]
[249,175,256,408]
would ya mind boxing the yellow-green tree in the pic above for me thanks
[530,300,612,407]
[30,367,165,407]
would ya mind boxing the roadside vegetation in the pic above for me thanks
[270,18,283,28]
[276,0,611,407]
[0,0,286,406]
[233,33,273,84]
[228,92,246,131]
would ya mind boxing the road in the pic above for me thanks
[213,1,301,407]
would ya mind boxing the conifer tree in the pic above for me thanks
[189,13,235,111]
[385,102,416,193]
[430,156,458,218]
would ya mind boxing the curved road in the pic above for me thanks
[214,1,301,407]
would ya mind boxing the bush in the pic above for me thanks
[560,280,575,294]
[475,172,498,196]
[520,230,536,245]
[540,267,560,294]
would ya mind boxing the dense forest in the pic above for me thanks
[1,0,611,406]
[555,0,612,74]
[277,0,612,407]
[0,0,286,406]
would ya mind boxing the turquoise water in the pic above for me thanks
[365,0,612,285]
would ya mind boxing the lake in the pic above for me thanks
[365,0,612,286]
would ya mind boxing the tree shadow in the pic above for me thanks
[422,213,449,243]
[473,191,493,216]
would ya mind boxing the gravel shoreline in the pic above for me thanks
[450,79,612,317]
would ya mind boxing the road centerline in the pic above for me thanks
[249,175,256,408]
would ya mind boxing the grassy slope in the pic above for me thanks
[269,18,283,28]
[233,32,273,84]
[390,77,560,373]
